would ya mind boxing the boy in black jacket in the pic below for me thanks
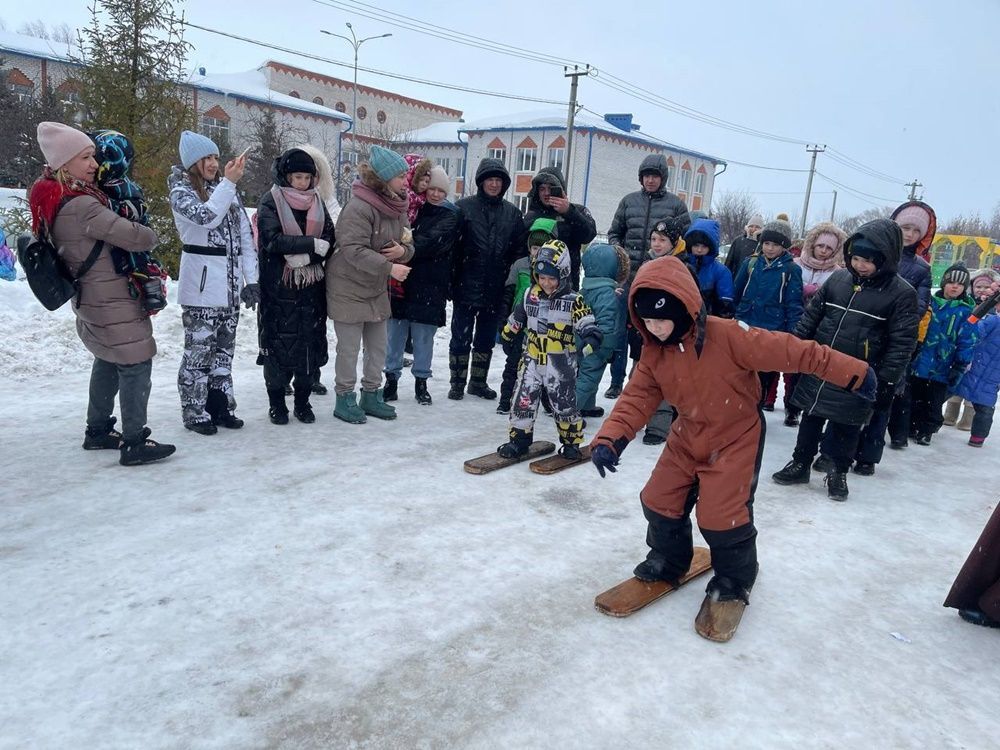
[772,219,918,500]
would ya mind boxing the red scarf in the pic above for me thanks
[29,167,109,236]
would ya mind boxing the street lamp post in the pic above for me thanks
[321,24,392,184]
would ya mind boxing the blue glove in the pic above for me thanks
[857,366,878,403]
[591,443,619,478]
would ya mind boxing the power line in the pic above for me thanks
[182,21,568,106]
[815,172,900,206]
[826,148,905,184]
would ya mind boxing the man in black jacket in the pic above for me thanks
[724,213,763,278]
[522,167,596,290]
[449,158,527,400]
[772,219,918,500]
[604,153,691,397]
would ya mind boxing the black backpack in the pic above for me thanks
[17,232,104,311]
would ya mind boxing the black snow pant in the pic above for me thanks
[87,357,153,444]
[793,414,862,473]
[499,328,525,403]
[971,404,996,440]
[887,376,914,444]
[852,402,893,465]
[910,376,949,437]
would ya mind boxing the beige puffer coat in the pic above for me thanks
[52,195,159,364]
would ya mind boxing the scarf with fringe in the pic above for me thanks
[270,184,327,288]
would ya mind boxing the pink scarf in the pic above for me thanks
[351,179,407,218]
[404,153,428,224]
[271,185,324,238]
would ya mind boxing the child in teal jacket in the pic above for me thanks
[577,243,627,416]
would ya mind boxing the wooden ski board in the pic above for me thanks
[595,546,712,617]
[463,441,556,474]
[694,595,747,643]
[529,445,592,474]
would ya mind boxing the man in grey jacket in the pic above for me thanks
[604,153,691,397]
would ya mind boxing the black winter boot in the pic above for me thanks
[634,502,696,584]
[83,417,124,450]
[467,351,497,399]
[206,388,243,429]
[293,383,315,423]
[853,461,875,476]
[497,428,532,459]
[496,394,512,414]
[185,419,218,436]
[119,436,176,466]
[383,372,399,402]
[825,470,849,500]
[812,454,834,473]
[772,460,810,485]
[268,388,289,425]
[604,382,623,399]
[414,377,432,405]
[448,352,469,400]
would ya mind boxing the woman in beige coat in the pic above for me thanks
[328,145,413,424]
[28,122,174,466]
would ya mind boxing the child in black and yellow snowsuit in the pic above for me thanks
[498,240,602,460]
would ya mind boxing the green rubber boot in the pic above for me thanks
[360,388,397,420]
[334,392,367,424]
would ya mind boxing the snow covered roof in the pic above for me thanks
[394,121,466,145]
[0,29,77,63]
[189,69,352,124]
[459,109,725,165]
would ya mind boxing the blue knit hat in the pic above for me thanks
[179,130,219,170]
[368,145,408,182]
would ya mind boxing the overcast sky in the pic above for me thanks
[5,0,998,226]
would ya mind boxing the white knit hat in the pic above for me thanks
[428,165,450,193]
[36,122,94,170]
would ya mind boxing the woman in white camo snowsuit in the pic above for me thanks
[168,131,259,435]
[499,240,602,459]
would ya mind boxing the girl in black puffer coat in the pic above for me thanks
[773,219,919,499]
[255,147,335,424]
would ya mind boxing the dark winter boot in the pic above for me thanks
[581,407,605,418]
[467,351,497,399]
[185,419,218,436]
[558,444,583,461]
[383,372,399,402]
[311,380,328,396]
[293,383,315,424]
[496,394,512,414]
[633,502,696,584]
[119,436,176,466]
[448,352,469,400]
[414,377,432,405]
[825,470,849,500]
[812,454,834,473]
[604,382,623,399]
[783,411,799,427]
[853,461,875,476]
[642,432,666,446]
[772,460,810,485]
[83,417,124,450]
[497,428,533,459]
[360,388,397,420]
[959,607,1000,628]
[206,388,243,429]
[268,388,289,425]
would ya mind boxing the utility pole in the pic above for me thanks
[906,179,923,200]
[830,190,837,222]
[563,65,590,197]
[800,144,825,237]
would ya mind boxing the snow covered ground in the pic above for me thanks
[1,278,997,749]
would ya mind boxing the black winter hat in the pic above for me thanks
[633,288,688,321]
[942,264,971,292]
[281,148,317,175]
[850,236,886,269]
[651,218,683,246]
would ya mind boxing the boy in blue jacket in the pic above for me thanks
[909,264,978,445]
[577,242,627,418]
[733,218,804,407]
[681,218,734,318]
[954,270,1000,447]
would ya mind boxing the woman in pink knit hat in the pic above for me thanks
[28,121,175,466]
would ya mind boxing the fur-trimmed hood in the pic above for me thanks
[799,221,847,271]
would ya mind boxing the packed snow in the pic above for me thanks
[1,277,997,749]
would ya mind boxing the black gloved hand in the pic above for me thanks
[948,363,967,390]
[581,330,603,357]
[874,379,896,410]
[857,366,878,403]
[591,443,619,478]
[241,283,261,310]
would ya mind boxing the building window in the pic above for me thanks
[488,147,506,163]
[200,115,230,142]
[335,101,346,112]
[516,147,537,172]
[547,148,564,172]
[516,195,530,213]
[694,171,706,195]
[9,82,33,104]
[678,168,692,193]
[376,110,387,124]
[356,106,367,120]
[435,157,451,175]
[312,96,324,105]
[289,90,300,98]
[455,158,466,178]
